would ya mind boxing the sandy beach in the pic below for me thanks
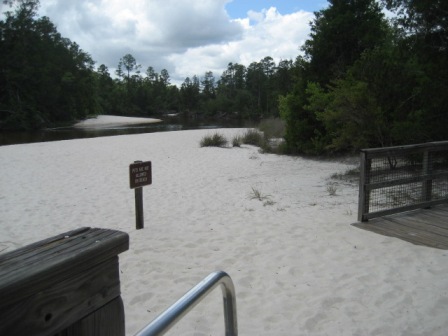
[1,118,447,335]
[73,115,162,129]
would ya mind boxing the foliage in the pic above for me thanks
[249,187,275,206]
[284,0,390,153]
[305,77,387,151]
[303,0,388,86]
[258,118,285,140]
[249,187,271,201]
[280,0,447,154]
[0,0,99,129]
[241,129,265,147]
[326,182,338,196]
[232,135,242,147]
[199,133,228,148]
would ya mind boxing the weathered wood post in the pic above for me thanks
[358,150,371,222]
[130,161,152,230]
[422,149,433,205]
[135,186,144,229]
[0,227,129,336]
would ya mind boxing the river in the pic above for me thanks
[0,117,251,146]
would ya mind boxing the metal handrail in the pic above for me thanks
[135,271,238,336]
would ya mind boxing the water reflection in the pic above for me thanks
[0,118,250,146]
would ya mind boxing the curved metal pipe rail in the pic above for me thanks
[135,271,238,336]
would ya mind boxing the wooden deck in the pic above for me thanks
[352,203,448,249]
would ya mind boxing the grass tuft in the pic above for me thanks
[326,182,338,196]
[249,186,271,201]
[200,133,228,148]
[232,135,242,147]
[241,129,265,147]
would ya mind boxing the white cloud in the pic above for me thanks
[30,1,314,85]
[168,7,313,85]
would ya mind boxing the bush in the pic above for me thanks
[200,133,228,147]
[232,135,242,147]
[258,118,286,139]
[241,129,264,147]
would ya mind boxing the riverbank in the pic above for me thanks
[1,129,447,335]
[0,115,249,146]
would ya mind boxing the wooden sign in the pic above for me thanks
[130,161,152,189]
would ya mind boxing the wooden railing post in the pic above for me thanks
[358,151,370,222]
[422,150,433,204]
[0,227,129,336]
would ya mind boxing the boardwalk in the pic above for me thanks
[352,203,448,250]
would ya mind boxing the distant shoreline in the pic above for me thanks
[73,115,162,129]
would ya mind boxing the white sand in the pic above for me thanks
[74,115,162,129]
[1,127,448,336]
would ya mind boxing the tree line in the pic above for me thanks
[99,53,294,120]
[280,0,448,153]
[0,0,295,130]
[1,0,447,154]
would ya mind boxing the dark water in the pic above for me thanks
[0,117,252,146]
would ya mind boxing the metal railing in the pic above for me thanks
[135,271,238,336]
[358,141,448,221]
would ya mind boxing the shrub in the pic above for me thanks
[326,182,338,196]
[242,129,265,147]
[200,133,228,147]
[258,118,286,139]
[232,135,242,147]
[233,127,287,154]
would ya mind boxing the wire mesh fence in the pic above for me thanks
[358,141,448,221]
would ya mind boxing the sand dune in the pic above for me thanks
[1,128,447,335]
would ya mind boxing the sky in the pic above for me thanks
[2,0,329,86]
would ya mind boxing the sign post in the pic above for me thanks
[129,161,152,230]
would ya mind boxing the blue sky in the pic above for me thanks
[226,0,327,18]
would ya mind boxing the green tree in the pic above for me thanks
[383,0,448,50]
[279,57,323,153]
[281,0,390,153]
[145,66,158,83]
[95,64,115,114]
[115,54,145,115]
[382,0,448,143]
[305,78,387,151]
[120,53,139,80]
[303,0,388,85]
[201,71,216,100]
[273,59,294,96]
[214,63,251,118]
[0,0,99,129]
[180,76,200,112]
[159,69,170,86]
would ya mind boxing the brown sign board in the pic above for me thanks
[130,161,152,189]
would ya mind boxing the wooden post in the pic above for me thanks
[130,160,152,230]
[135,186,144,230]
[422,150,433,206]
[0,227,129,336]
[358,151,371,222]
